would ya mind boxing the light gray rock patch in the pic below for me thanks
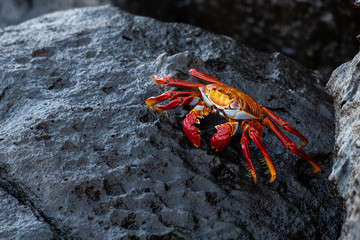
[327,51,360,240]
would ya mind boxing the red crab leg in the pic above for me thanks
[260,106,308,148]
[152,75,206,90]
[189,69,225,85]
[240,128,258,184]
[210,121,239,151]
[157,96,200,112]
[183,105,212,147]
[146,90,201,112]
[261,117,322,173]
[241,121,277,183]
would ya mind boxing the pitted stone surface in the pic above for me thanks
[0,5,343,239]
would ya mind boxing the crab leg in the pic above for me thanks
[157,96,201,112]
[210,121,239,151]
[260,106,308,148]
[261,117,322,173]
[183,105,212,147]
[240,129,258,184]
[152,75,206,90]
[189,69,225,85]
[241,121,277,183]
[146,90,201,112]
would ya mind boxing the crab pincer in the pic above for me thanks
[211,122,238,152]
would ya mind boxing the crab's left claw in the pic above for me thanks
[210,122,238,151]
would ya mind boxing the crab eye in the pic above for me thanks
[199,87,206,94]
[231,100,239,109]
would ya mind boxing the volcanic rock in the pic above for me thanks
[326,50,360,240]
[0,5,343,239]
[0,0,110,28]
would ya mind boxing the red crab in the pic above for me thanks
[145,69,322,183]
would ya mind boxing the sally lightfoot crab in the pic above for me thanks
[145,69,322,183]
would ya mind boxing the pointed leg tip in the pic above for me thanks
[152,75,164,90]
[152,75,159,82]
[251,173,258,184]
[310,162,322,174]
[299,142,308,149]
[269,175,277,183]
[313,167,322,174]
[145,101,158,112]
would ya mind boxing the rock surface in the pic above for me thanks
[0,188,53,239]
[0,5,343,239]
[114,0,360,79]
[0,0,110,28]
[326,51,360,240]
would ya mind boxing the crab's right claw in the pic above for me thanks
[210,129,231,152]
[183,111,201,147]
[210,122,238,152]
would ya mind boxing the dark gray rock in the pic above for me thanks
[0,5,343,239]
[326,51,360,240]
[3,1,360,80]
[0,188,53,239]
[0,0,110,28]
[113,0,360,80]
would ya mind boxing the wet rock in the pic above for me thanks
[326,51,360,240]
[113,0,360,80]
[0,5,343,239]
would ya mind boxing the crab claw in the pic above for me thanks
[183,111,201,147]
[211,122,238,151]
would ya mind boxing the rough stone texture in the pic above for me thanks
[0,188,53,239]
[0,0,110,28]
[326,51,360,240]
[114,0,360,80]
[0,5,343,239]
